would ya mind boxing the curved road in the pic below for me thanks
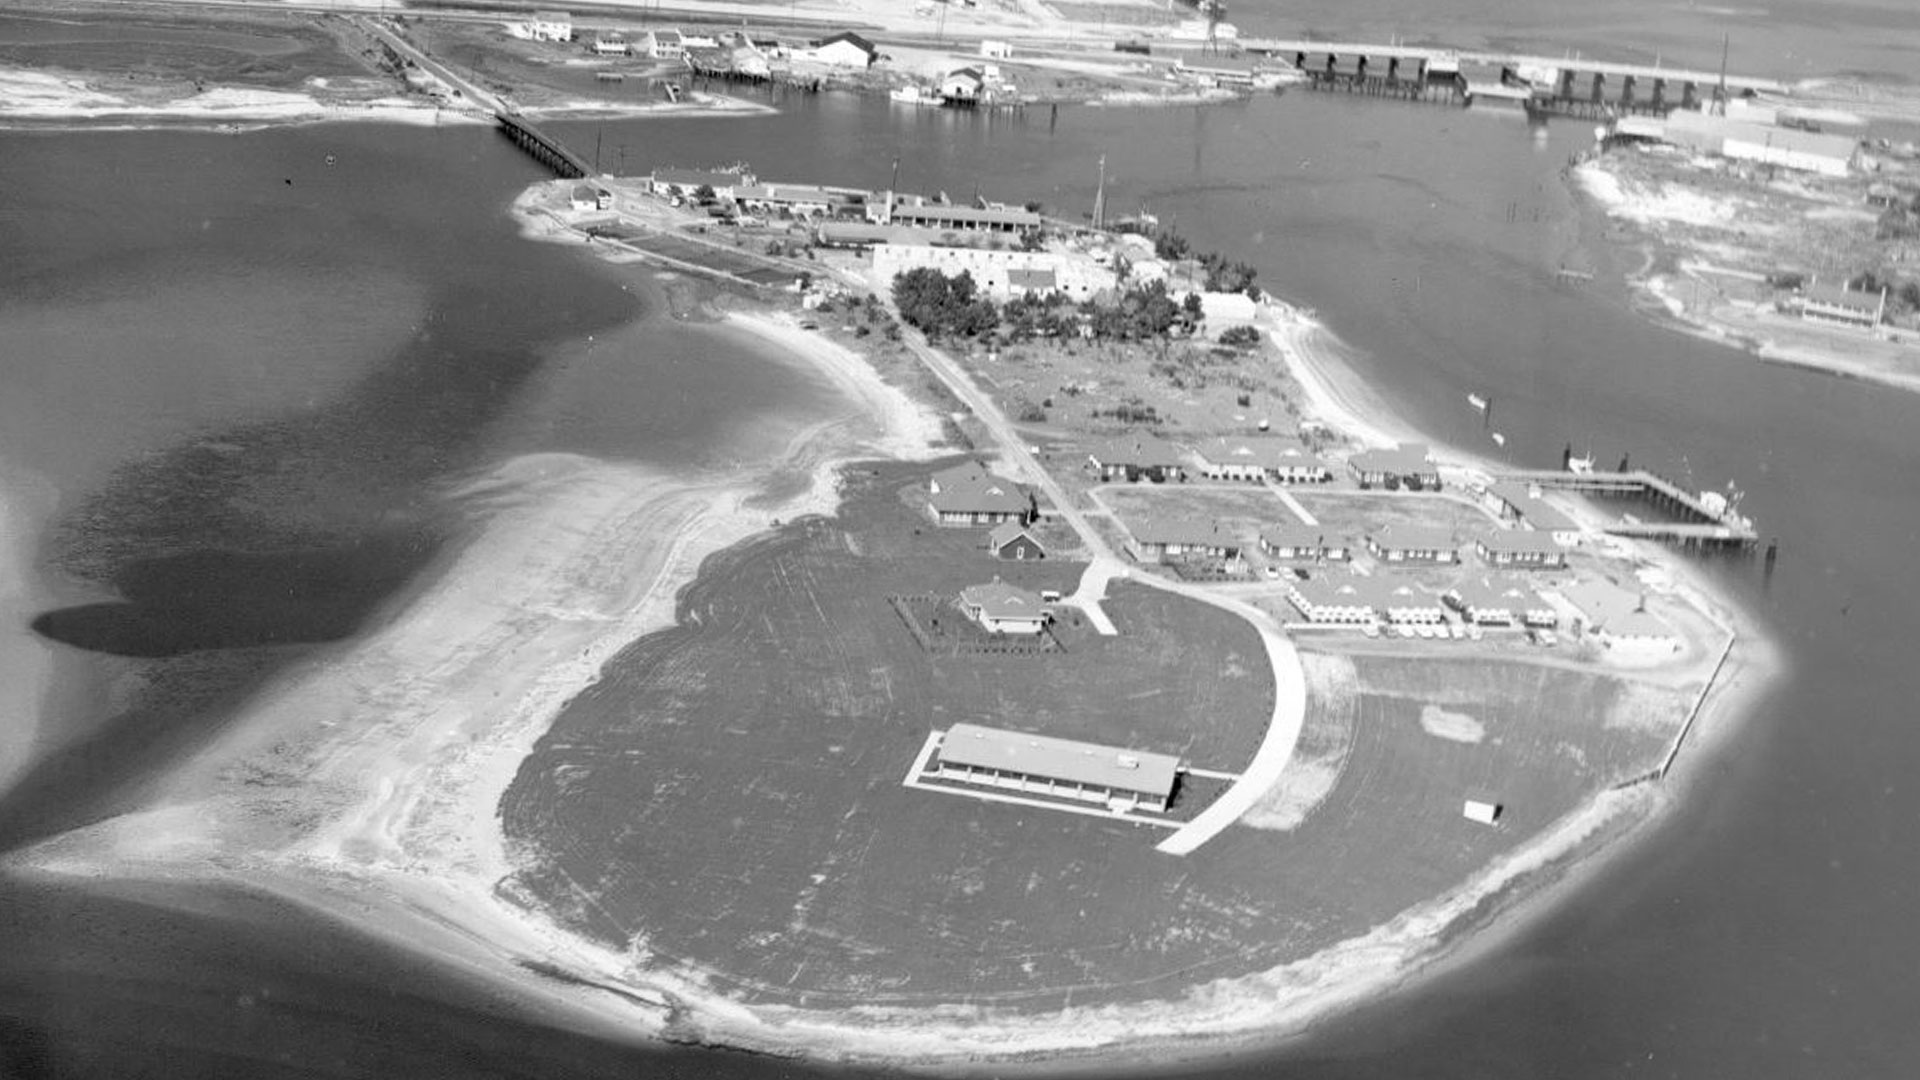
[898,329,1306,855]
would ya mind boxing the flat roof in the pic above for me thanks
[940,723,1180,797]
[1478,528,1564,554]
[1350,443,1435,475]
[1370,522,1455,551]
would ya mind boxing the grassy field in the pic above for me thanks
[1097,483,1303,540]
[500,459,1276,1008]
[0,9,375,90]
[497,461,1694,1015]
[1290,491,1498,550]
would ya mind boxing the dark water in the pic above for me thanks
[6,4,1920,1075]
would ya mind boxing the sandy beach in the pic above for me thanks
[5,153,1788,1067]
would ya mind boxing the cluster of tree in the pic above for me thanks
[1148,228,1262,298]
[892,267,1000,339]
[1083,280,1203,341]
[1218,325,1263,347]
[1847,270,1920,313]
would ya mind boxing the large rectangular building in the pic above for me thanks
[933,723,1180,812]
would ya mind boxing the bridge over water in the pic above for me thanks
[495,111,592,179]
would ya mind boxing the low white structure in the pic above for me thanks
[980,39,1013,60]
[1463,797,1503,825]
[593,33,629,56]
[933,723,1181,812]
[526,10,572,42]
[645,28,685,59]
[1800,279,1887,329]
[801,31,879,68]
[1195,290,1258,325]
[873,244,1117,302]
[1561,580,1681,655]
[957,581,1050,635]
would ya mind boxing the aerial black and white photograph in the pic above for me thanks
[1,0,1914,1077]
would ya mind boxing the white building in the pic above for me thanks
[980,39,1013,60]
[526,10,572,42]
[645,29,685,59]
[593,33,630,56]
[803,31,879,69]
[872,244,1117,302]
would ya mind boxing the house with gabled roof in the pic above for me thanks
[957,581,1050,635]
[1561,579,1679,653]
[1349,443,1440,489]
[1378,582,1446,625]
[1475,528,1569,569]
[1086,433,1186,482]
[1125,518,1241,565]
[1482,481,1581,544]
[1366,522,1459,564]
[805,31,878,68]
[927,463,1030,527]
[1286,574,1380,625]
[986,521,1046,561]
[1193,436,1331,483]
[1446,576,1557,627]
[1259,524,1350,561]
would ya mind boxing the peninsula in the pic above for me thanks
[4,0,1801,1070]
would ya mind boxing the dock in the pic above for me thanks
[1500,469,1759,550]
[494,110,591,179]
[1246,37,1791,117]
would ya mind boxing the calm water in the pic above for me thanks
[5,2,1920,1075]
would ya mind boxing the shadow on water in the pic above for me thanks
[32,533,438,658]
[0,283,607,853]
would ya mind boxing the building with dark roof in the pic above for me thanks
[933,723,1181,812]
[1086,433,1186,482]
[1349,443,1440,489]
[986,521,1047,561]
[1125,518,1241,564]
[926,463,1030,527]
[1475,528,1569,569]
[1194,436,1331,483]
[1366,522,1458,564]
[1800,280,1887,329]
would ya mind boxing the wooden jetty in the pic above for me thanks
[1500,469,1759,550]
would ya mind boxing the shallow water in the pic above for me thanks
[5,3,1920,1074]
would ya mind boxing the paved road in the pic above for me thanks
[896,330,1307,853]
[353,15,503,114]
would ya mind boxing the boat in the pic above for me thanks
[889,85,937,106]
[1490,432,1506,447]
[1567,452,1596,474]
[1467,392,1489,411]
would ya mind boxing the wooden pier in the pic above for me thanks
[495,111,591,179]
[1500,469,1760,550]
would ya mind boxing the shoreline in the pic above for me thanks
[1569,157,1920,399]
[8,163,1788,1071]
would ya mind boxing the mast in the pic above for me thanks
[1092,154,1107,230]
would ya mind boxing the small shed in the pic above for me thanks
[987,521,1047,561]
[1463,795,1503,826]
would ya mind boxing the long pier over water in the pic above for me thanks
[1501,469,1760,550]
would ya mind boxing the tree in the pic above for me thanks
[692,183,717,205]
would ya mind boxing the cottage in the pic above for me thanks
[1086,433,1186,482]
[957,581,1050,634]
[806,31,879,68]
[569,184,611,212]
[1475,528,1569,569]
[933,723,1180,812]
[1125,518,1242,565]
[987,521,1047,561]
[1259,524,1349,561]
[593,32,630,55]
[1193,436,1330,483]
[1800,280,1887,329]
[1378,583,1445,625]
[1446,576,1557,627]
[526,10,572,42]
[1286,574,1379,625]
[1349,443,1441,489]
[1366,523,1458,564]
[926,463,1030,527]
[941,68,986,104]
[1006,268,1058,298]
[1561,580,1680,654]
[644,28,685,59]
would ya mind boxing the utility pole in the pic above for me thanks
[1092,154,1107,230]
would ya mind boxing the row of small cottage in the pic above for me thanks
[1125,519,1573,569]
[1286,573,1679,651]
[1084,435,1451,490]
